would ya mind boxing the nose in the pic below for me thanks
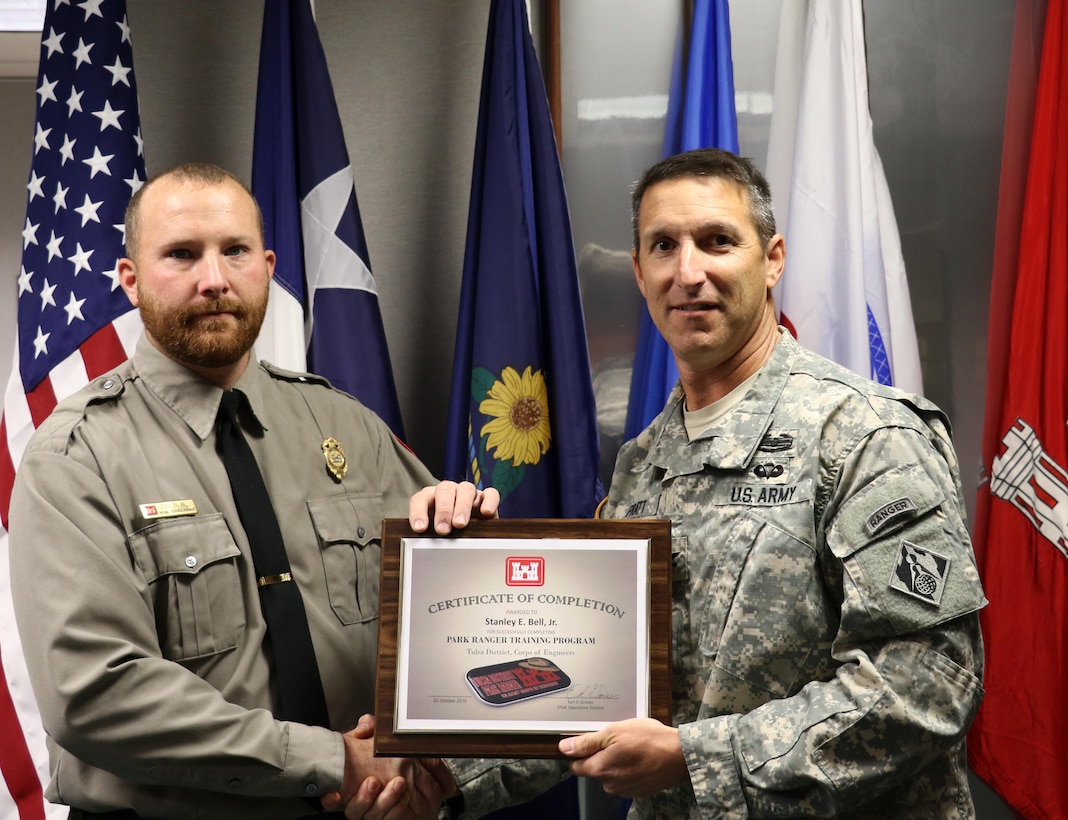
[676,242,705,288]
[197,252,229,296]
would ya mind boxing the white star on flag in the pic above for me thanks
[104,55,131,86]
[92,99,123,130]
[72,36,93,67]
[65,291,88,324]
[83,145,114,177]
[42,27,64,57]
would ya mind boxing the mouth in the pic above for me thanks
[192,310,236,322]
[673,302,717,313]
[191,300,243,321]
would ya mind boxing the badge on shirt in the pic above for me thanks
[866,496,918,535]
[889,540,951,606]
[322,436,348,481]
[139,499,197,520]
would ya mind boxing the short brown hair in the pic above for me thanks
[124,162,264,259]
[631,148,777,251]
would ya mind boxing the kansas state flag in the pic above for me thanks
[444,0,600,521]
[252,0,405,436]
[624,0,739,440]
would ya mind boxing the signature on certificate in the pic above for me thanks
[567,682,620,700]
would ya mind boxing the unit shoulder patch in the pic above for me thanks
[888,540,950,606]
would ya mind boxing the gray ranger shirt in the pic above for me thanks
[10,338,435,819]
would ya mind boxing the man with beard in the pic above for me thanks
[8,163,486,820]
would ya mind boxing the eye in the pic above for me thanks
[711,234,733,247]
[224,245,247,257]
[167,248,192,260]
[652,238,675,253]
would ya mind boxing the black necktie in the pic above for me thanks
[216,390,330,728]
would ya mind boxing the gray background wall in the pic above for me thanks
[0,1,1022,816]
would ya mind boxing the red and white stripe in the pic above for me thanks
[0,310,142,820]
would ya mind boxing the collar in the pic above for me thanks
[131,337,270,441]
[641,328,797,476]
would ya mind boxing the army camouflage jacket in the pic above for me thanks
[449,330,985,819]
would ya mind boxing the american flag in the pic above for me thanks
[0,0,145,816]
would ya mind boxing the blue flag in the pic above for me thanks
[251,0,405,437]
[623,0,739,440]
[444,0,601,521]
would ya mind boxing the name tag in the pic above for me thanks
[139,499,198,519]
[715,480,812,507]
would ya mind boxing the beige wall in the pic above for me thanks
[0,78,34,401]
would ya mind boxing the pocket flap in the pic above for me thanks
[307,493,383,549]
[128,513,240,582]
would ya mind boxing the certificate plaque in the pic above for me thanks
[375,518,671,757]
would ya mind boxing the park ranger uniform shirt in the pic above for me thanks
[9,338,435,819]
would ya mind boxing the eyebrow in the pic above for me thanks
[641,219,740,242]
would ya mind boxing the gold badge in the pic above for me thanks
[322,437,348,481]
[139,499,198,519]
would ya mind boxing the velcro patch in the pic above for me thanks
[866,496,918,535]
[888,540,951,606]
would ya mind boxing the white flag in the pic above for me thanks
[767,0,923,394]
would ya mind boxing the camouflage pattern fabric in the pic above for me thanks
[447,331,985,819]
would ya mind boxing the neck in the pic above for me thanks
[192,356,251,392]
[144,333,252,391]
[678,316,780,411]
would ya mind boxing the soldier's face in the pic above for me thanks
[632,177,783,376]
[119,177,275,370]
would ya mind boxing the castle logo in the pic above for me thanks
[505,556,545,586]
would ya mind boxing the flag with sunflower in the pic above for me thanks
[444,0,601,519]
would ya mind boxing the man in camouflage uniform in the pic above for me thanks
[435,148,986,819]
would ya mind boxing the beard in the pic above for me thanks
[138,285,268,370]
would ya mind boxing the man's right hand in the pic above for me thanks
[321,714,457,820]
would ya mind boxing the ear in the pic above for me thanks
[264,248,276,280]
[117,257,139,307]
[764,234,785,290]
[631,249,647,298]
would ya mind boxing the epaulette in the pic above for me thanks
[27,372,127,454]
[83,372,127,406]
[259,360,333,388]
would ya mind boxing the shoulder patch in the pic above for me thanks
[866,496,918,535]
[888,540,951,606]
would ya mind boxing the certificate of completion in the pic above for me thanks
[376,518,671,757]
[397,537,645,732]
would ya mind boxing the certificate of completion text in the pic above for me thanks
[395,537,651,733]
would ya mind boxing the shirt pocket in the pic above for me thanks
[307,492,383,625]
[128,513,244,661]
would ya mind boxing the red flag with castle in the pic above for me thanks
[969,1,1068,817]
